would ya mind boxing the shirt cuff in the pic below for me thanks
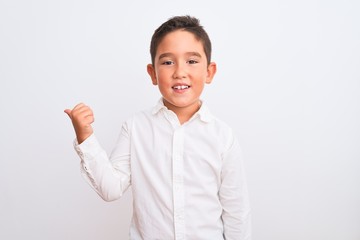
[73,134,102,162]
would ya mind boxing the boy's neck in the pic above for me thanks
[163,100,201,125]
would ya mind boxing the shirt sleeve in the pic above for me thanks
[219,133,252,240]
[73,122,131,202]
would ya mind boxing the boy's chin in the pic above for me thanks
[164,98,201,110]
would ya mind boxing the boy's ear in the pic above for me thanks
[147,64,158,85]
[205,62,217,84]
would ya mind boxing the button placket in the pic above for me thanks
[172,127,185,240]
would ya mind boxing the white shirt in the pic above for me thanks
[74,99,251,240]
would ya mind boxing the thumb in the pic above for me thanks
[64,109,72,119]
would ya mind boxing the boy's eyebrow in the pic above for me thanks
[158,52,202,60]
[186,52,202,58]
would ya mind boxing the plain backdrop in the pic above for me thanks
[1,0,359,239]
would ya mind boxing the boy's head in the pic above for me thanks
[150,15,212,66]
[147,15,217,118]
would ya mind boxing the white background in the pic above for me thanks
[1,0,359,239]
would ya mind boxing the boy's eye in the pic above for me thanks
[162,60,174,65]
[187,59,198,64]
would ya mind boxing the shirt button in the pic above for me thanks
[175,212,183,220]
[175,174,183,182]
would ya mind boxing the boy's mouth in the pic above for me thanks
[172,85,190,90]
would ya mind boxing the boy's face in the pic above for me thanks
[147,30,216,115]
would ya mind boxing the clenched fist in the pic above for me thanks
[64,103,94,144]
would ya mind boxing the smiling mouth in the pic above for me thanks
[172,85,190,90]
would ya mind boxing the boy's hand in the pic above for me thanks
[64,103,94,144]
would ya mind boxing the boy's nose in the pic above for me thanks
[172,64,186,79]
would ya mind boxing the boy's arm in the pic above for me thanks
[220,134,251,240]
[65,103,131,201]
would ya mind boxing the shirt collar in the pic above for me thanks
[152,98,214,123]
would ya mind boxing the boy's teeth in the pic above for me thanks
[173,85,189,90]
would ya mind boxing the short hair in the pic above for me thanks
[150,15,212,65]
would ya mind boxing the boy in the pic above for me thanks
[65,15,251,240]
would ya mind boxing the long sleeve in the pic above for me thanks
[219,133,252,240]
[74,122,131,202]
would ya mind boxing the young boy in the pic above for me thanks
[65,15,251,240]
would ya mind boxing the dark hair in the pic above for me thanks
[150,15,212,65]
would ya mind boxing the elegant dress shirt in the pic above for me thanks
[74,99,251,240]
